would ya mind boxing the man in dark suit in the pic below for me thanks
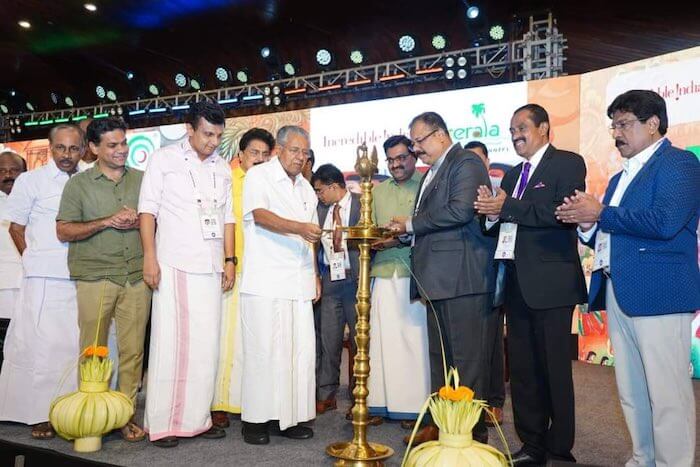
[556,90,700,467]
[389,111,497,444]
[475,103,587,465]
[312,164,379,422]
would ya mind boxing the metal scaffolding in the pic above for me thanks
[2,13,566,140]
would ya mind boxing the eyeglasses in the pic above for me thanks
[609,118,643,133]
[314,183,335,195]
[409,129,438,151]
[243,148,270,158]
[385,153,412,165]
[52,144,82,155]
[283,145,311,158]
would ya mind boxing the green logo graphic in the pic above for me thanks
[448,102,500,141]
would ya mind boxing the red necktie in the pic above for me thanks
[332,203,343,252]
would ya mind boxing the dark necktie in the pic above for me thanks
[514,161,532,199]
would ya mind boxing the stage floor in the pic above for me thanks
[1,362,698,466]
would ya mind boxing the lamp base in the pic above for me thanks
[326,441,394,466]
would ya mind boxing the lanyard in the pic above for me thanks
[188,169,218,206]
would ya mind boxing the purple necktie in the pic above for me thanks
[514,162,531,199]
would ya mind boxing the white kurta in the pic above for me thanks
[0,160,79,425]
[367,273,430,419]
[0,192,22,319]
[239,157,318,429]
[144,263,222,440]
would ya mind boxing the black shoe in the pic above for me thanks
[242,422,270,445]
[269,422,314,440]
[152,436,179,448]
[510,448,546,466]
[200,426,226,439]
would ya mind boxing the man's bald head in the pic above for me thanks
[0,151,27,195]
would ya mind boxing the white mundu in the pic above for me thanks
[139,140,234,440]
[0,191,21,320]
[239,157,318,430]
[0,160,79,424]
[367,273,430,419]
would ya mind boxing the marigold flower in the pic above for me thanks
[438,385,474,402]
[83,345,109,358]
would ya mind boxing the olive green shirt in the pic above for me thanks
[57,164,144,285]
[370,170,422,278]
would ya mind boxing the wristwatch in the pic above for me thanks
[224,256,238,265]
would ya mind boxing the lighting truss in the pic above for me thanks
[4,14,565,129]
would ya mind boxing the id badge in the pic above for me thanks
[494,222,517,260]
[198,201,223,239]
[330,252,346,281]
[592,231,611,271]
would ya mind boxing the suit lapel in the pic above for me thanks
[418,144,459,208]
[318,203,329,226]
[521,145,555,198]
[349,194,361,226]
[618,139,668,206]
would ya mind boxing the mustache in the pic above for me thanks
[390,165,405,171]
[512,137,526,145]
[2,178,14,184]
[253,160,264,165]
[615,139,626,148]
[58,158,74,164]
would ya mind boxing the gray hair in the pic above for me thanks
[276,125,309,148]
[48,124,85,148]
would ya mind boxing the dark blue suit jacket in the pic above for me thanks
[584,139,700,316]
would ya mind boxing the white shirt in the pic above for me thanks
[578,138,665,242]
[1,159,73,279]
[485,143,550,230]
[0,191,22,290]
[138,139,234,274]
[240,157,318,300]
[320,190,351,269]
[78,159,95,172]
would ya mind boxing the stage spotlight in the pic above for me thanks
[261,47,271,59]
[190,77,203,91]
[489,25,505,41]
[431,34,448,51]
[65,96,76,107]
[148,83,163,96]
[126,71,135,80]
[444,55,469,81]
[50,92,60,106]
[106,90,117,102]
[466,5,480,19]
[10,90,16,97]
[283,62,296,77]
[236,69,249,83]
[25,101,35,112]
[174,72,189,89]
[316,49,333,67]
[215,66,232,83]
[96,85,106,100]
[398,35,416,54]
[0,104,8,114]
[349,49,364,65]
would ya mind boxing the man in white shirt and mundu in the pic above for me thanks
[139,102,235,448]
[239,125,322,445]
[0,125,83,439]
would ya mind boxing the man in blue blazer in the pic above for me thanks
[557,89,700,467]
